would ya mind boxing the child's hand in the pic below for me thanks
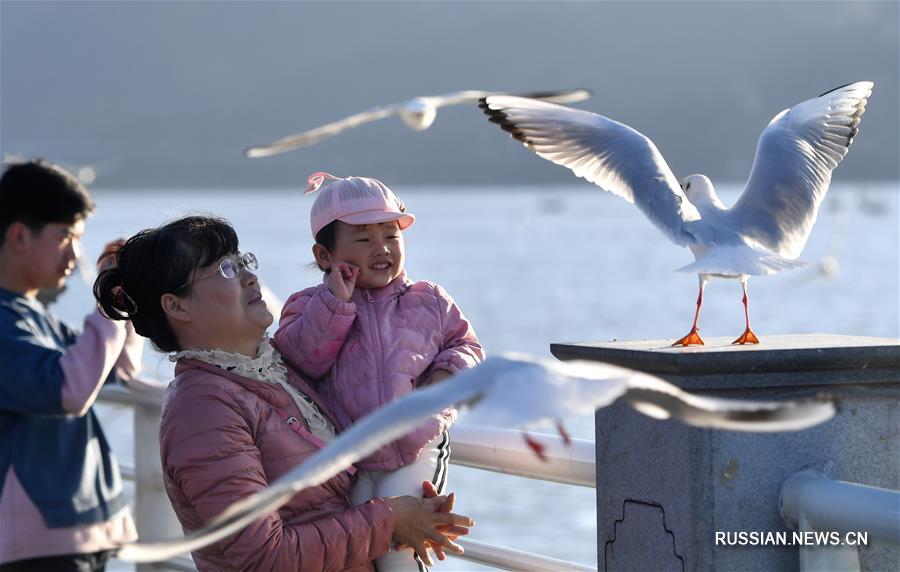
[327,262,359,302]
[421,369,453,387]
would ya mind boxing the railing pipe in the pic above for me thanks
[98,383,163,408]
[781,471,900,545]
[451,424,595,488]
[452,538,595,571]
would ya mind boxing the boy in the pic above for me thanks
[0,160,142,571]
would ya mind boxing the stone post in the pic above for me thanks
[551,334,900,571]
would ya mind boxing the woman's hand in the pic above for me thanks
[395,482,469,560]
[327,262,359,302]
[384,493,474,567]
[421,480,469,561]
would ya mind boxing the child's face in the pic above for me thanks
[25,219,84,291]
[331,220,405,289]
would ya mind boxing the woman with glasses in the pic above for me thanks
[93,215,472,572]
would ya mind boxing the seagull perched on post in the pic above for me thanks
[244,88,591,157]
[115,353,834,564]
[479,82,873,346]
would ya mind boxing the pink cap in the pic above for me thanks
[307,172,415,239]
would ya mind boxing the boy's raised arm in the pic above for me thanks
[0,306,139,416]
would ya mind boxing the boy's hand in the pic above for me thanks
[327,262,359,302]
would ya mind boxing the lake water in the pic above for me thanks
[52,183,899,570]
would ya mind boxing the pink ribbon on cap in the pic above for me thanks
[306,172,342,195]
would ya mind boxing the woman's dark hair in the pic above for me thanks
[93,215,239,352]
[314,221,338,272]
[0,159,95,247]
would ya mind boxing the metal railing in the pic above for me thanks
[450,424,595,488]
[780,470,900,572]
[99,381,597,571]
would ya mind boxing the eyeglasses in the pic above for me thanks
[176,252,258,292]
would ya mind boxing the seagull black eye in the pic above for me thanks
[686,182,692,190]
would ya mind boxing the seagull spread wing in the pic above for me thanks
[480,95,703,247]
[244,104,401,157]
[621,372,836,432]
[116,353,834,563]
[426,90,496,107]
[117,372,479,563]
[429,88,592,108]
[729,81,873,259]
[460,354,834,433]
[514,88,593,105]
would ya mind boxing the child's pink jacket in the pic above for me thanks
[273,272,484,471]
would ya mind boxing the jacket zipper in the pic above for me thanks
[366,290,384,409]
[366,289,402,462]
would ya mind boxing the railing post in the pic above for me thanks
[552,334,900,571]
[132,401,184,572]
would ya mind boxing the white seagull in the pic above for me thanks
[479,82,873,346]
[116,353,834,563]
[244,88,592,158]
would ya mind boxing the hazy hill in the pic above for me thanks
[1,1,897,188]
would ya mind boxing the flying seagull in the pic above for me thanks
[116,352,834,563]
[244,88,592,158]
[479,82,873,346]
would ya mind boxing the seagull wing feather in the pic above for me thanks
[728,81,873,258]
[427,90,493,107]
[118,374,484,563]
[622,372,836,432]
[480,95,702,246]
[244,104,401,157]
[430,88,592,108]
[478,356,834,433]
[513,88,592,105]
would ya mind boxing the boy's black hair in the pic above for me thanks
[94,215,239,353]
[0,160,95,247]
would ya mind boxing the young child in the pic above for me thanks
[0,159,143,571]
[273,173,484,570]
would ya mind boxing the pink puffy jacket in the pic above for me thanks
[274,272,484,471]
[159,358,394,571]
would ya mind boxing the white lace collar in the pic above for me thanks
[170,337,288,383]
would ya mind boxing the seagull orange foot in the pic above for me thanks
[673,328,705,347]
[732,328,760,345]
